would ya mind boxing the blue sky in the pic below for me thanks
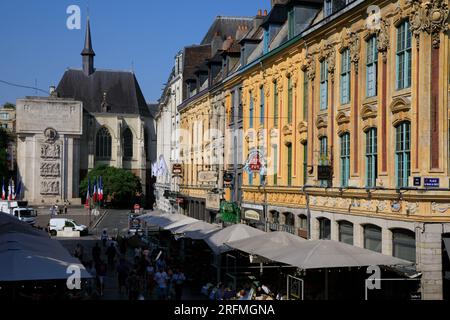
[0,0,269,105]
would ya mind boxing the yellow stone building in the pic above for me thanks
[177,0,450,299]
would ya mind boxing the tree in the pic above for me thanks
[79,165,142,209]
[2,102,15,109]
[0,128,13,180]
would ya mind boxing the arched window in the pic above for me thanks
[123,128,133,159]
[269,210,280,224]
[339,220,354,245]
[96,127,112,160]
[395,121,411,188]
[319,217,331,240]
[364,224,382,253]
[283,212,295,227]
[392,229,416,262]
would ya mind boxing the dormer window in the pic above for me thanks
[325,0,351,17]
[288,9,295,39]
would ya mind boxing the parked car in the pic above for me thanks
[48,218,88,236]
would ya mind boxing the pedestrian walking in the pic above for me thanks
[74,243,84,263]
[64,203,68,214]
[96,260,107,296]
[127,270,140,300]
[101,229,108,247]
[154,268,169,300]
[172,268,186,301]
[49,205,55,217]
[117,258,130,295]
[92,242,101,263]
[106,243,117,267]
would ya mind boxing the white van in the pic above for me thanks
[0,200,37,225]
[49,218,88,236]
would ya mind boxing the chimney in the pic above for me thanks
[258,9,262,16]
[263,10,268,16]
[49,86,56,96]
[235,25,249,41]
[211,31,223,56]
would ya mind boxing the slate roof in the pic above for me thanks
[201,16,253,45]
[56,68,150,116]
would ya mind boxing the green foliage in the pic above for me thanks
[0,128,13,180]
[2,102,15,109]
[79,165,142,209]
[219,201,240,223]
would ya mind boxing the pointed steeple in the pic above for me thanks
[81,16,95,76]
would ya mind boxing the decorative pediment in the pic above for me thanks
[297,121,308,134]
[390,96,411,114]
[361,104,378,120]
[336,111,350,125]
[305,54,316,81]
[315,115,328,130]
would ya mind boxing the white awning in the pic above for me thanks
[225,231,413,270]
[171,221,221,240]
[0,214,92,282]
[203,224,265,254]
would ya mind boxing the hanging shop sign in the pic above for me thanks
[318,165,332,180]
[206,193,221,210]
[244,210,260,221]
[223,172,234,183]
[198,171,218,183]
[172,164,183,175]
[244,150,265,174]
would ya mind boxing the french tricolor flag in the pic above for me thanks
[1,178,5,201]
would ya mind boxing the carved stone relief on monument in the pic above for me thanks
[40,180,60,195]
[40,162,61,177]
[41,144,61,159]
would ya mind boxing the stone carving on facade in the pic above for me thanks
[361,199,376,211]
[406,202,419,215]
[44,127,58,144]
[40,162,61,177]
[305,54,316,81]
[41,143,61,159]
[40,180,60,195]
[391,200,402,212]
[349,32,361,73]
[431,202,450,214]
[376,200,388,212]
[377,18,390,62]
[409,0,449,49]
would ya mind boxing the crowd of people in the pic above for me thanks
[72,230,187,300]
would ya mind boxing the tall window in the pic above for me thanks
[123,128,133,159]
[392,229,416,262]
[366,36,378,97]
[96,127,112,160]
[396,121,411,188]
[144,128,149,159]
[288,9,295,39]
[366,128,378,187]
[249,91,254,128]
[288,77,293,123]
[319,218,331,240]
[230,91,235,124]
[273,145,278,185]
[364,224,382,253]
[303,70,308,121]
[319,136,329,187]
[340,48,351,104]
[248,172,253,185]
[238,87,243,121]
[303,142,308,185]
[339,221,354,245]
[340,133,350,187]
[320,60,328,110]
[273,81,279,128]
[260,87,265,127]
[287,144,293,186]
[396,20,412,90]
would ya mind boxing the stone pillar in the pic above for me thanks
[382,227,392,256]
[310,216,320,240]
[417,223,443,300]
[331,217,339,242]
[354,223,364,248]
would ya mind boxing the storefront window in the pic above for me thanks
[364,224,382,253]
[319,218,331,240]
[392,229,416,262]
[339,221,354,245]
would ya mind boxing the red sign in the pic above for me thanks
[248,153,261,172]
[176,198,184,204]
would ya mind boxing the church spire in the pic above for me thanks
[81,16,95,76]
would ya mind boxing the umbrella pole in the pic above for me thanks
[324,268,329,300]
[216,254,221,284]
